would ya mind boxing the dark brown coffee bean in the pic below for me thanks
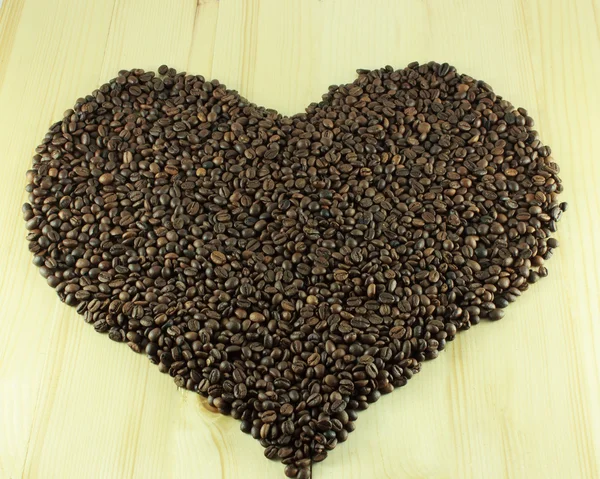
[307,393,322,407]
[282,419,295,435]
[330,400,346,413]
[284,465,298,478]
[261,410,277,423]
[234,383,247,399]
[264,445,278,460]
[297,467,311,479]
[279,403,294,416]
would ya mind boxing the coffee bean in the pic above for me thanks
[264,445,278,460]
[24,62,565,478]
[297,467,311,479]
[334,270,348,281]
[261,410,277,424]
[495,298,509,309]
[234,383,247,399]
[365,363,378,379]
[282,419,295,435]
[307,393,322,407]
[280,403,294,416]
[529,271,541,283]
[330,400,346,413]
[210,251,226,265]
[98,173,113,185]
[249,312,265,322]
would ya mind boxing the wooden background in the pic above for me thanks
[1,0,599,478]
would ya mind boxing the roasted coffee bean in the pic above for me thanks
[261,410,278,424]
[234,383,247,399]
[284,465,299,478]
[264,445,278,460]
[210,251,227,265]
[24,62,565,479]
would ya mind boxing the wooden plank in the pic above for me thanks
[0,0,599,478]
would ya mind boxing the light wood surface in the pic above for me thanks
[1,1,599,478]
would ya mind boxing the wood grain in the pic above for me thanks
[1,0,599,478]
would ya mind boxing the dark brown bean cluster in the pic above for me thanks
[23,62,566,478]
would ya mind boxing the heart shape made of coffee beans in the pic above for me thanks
[23,62,566,478]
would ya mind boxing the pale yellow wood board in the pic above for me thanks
[0,0,599,478]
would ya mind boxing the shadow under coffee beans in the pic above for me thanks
[23,62,566,478]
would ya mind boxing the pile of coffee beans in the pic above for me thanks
[23,62,565,478]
